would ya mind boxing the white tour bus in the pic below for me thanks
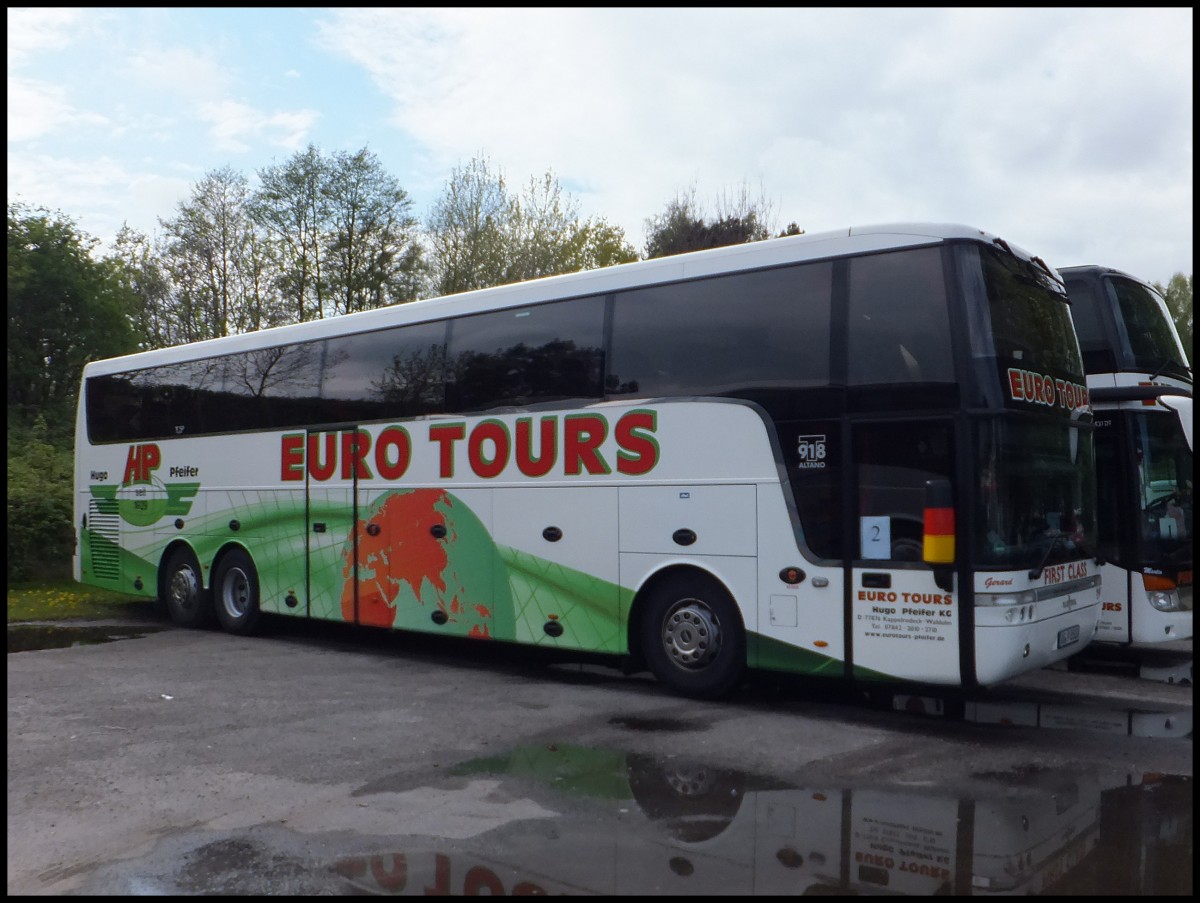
[75,223,1102,699]
[1059,265,1192,647]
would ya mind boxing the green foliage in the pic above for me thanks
[642,183,775,259]
[7,202,140,431]
[322,147,425,314]
[1153,273,1193,365]
[423,156,636,296]
[7,416,75,583]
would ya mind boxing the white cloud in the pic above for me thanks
[6,8,85,71]
[7,76,107,141]
[199,100,320,153]
[6,8,1192,283]
[8,150,193,245]
[316,7,1192,281]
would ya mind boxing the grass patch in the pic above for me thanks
[7,579,158,623]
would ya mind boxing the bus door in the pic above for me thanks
[848,420,961,683]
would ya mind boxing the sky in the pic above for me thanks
[7,7,1194,287]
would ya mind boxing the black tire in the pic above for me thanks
[162,547,211,628]
[213,548,262,636]
[638,572,746,700]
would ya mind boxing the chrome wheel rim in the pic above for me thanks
[221,567,251,620]
[169,565,199,613]
[661,598,721,670]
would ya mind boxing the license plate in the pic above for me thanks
[1057,625,1080,649]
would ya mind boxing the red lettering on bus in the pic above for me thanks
[429,423,465,478]
[468,420,509,479]
[615,409,659,475]
[564,414,610,475]
[308,432,337,481]
[341,430,373,480]
[374,427,412,480]
[1008,368,1025,401]
[122,443,161,484]
[281,434,304,481]
[515,416,557,477]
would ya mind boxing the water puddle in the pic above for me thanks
[335,744,1192,895]
[7,624,166,653]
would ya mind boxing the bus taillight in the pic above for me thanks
[923,478,955,565]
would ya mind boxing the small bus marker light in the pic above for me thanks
[779,567,806,585]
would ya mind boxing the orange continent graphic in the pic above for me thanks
[340,489,494,637]
[341,489,450,628]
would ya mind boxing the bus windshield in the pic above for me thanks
[975,415,1097,570]
[1134,410,1193,566]
[1110,277,1191,380]
[980,245,1079,376]
[965,246,1097,571]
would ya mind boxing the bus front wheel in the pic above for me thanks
[639,573,746,700]
[213,548,262,636]
[163,548,211,628]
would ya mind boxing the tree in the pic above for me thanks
[248,145,329,323]
[506,171,637,282]
[7,202,139,433]
[643,182,778,259]
[1154,273,1193,365]
[423,156,636,297]
[111,224,175,350]
[321,148,424,316]
[424,156,519,296]
[159,166,265,340]
[7,414,75,580]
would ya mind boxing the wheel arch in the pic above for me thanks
[210,540,255,584]
[626,562,745,669]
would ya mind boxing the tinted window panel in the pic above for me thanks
[1111,277,1189,377]
[1062,277,1106,353]
[219,344,323,430]
[447,297,605,412]
[981,246,1079,377]
[847,248,953,386]
[323,321,448,422]
[608,262,832,398]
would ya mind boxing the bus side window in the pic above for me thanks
[847,248,953,387]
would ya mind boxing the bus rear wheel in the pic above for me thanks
[639,573,745,700]
[213,548,262,636]
[163,548,211,628]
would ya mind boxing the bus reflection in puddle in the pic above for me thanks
[892,692,1192,739]
[333,745,1191,895]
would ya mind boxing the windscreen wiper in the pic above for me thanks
[1028,531,1064,580]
